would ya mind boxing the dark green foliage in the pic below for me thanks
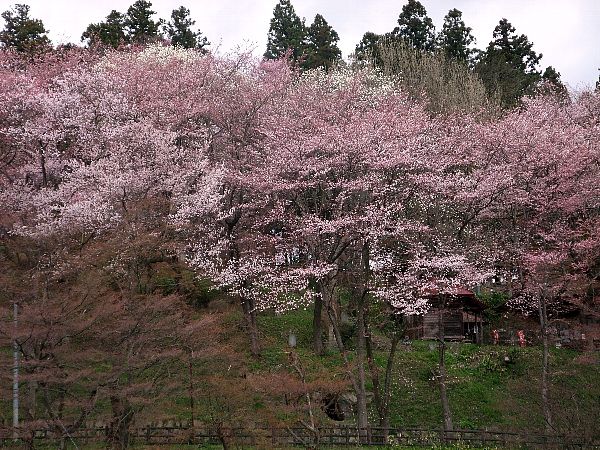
[354,31,384,66]
[264,0,306,62]
[487,19,541,73]
[542,67,569,99]
[438,8,475,63]
[476,52,526,108]
[392,0,436,52]
[302,13,341,71]
[154,274,178,295]
[540,65,569,100]
[476,347,523,375]
[0,4,51,54]
[81,10,127,48]
[165,6,209,52]
[169,271,217,308]
[124,0,162,44]
[477,290,508,323]
[150,263,217,308]
[82,1,163,47]
[181,274,218,308]
[475,18,543,108]
[541,65,561,84]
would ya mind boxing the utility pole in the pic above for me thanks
[13,301,19,440]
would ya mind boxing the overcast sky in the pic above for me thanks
[2,0,599,90]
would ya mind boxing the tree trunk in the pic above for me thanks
[242,296,260,357]
[382,335,399,436]
[188,350,196,432]
[313,289,324,355]
[217,424,232,450]
[365,330,382,425]
[38,142,48,187]
[326,291,339,351]
[355,293,369,432]
[108,396,134,450]
[26,381,37,423]
[354,240,373,436]
[24,380,37,450]
[539,294,553,433]
[438,306,453,434]
[326,304,367,436]
[366,329,399,439]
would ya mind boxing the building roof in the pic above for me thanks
[421,286,486,312]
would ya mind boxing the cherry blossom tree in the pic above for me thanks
[450,92,600,432]
[2,42,598,438]
[0,46,224,446]
[249,66,496,431]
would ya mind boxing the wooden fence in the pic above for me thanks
[2,424,599,448]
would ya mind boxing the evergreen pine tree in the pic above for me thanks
[354,32,381,65]
[354,32,400,68]
[165,6,209,52]
[82,10,127,48]
[303,14,341,71]
[475,18,543,108]
[264,0,306,62]
[438,8,474,63]
[487,19,541,73]
[0,4,51,54]
[392,0,436,52]
[124,0,162,44]
[539,66,568,100]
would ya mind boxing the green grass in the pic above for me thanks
[2,303,598,448]
[256,307,600,433]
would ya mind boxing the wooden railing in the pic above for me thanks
[2,424,599,448]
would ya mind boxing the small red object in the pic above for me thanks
[492,329,499,345]
[517,330,525,347]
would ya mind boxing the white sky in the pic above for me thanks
[1,0,598,90]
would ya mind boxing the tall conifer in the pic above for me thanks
[264,0,306,62]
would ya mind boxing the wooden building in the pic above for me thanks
[405,287,486,343]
